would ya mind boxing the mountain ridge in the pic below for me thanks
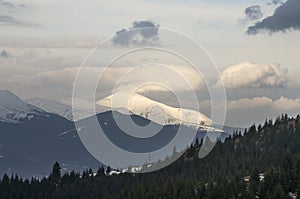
[97,92,223,132]
[0,90,49,123]
[26,98,74,121]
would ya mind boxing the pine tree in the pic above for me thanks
[106,166,111,175]
[96,166,105,177]
[50,161,61,186]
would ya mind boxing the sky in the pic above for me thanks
[0,0,300,127]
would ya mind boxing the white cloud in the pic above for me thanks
[221,62,288,88]
[42,64,205,97]
[226,96,300,111]
[0,48,205,101]
[196,96,300,127]
[273,96,300,110]
[228,96,273,110]
[288,70,300,87]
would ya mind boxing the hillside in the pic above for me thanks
[1,114,300,198]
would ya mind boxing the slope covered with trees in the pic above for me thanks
[1,114,300,199]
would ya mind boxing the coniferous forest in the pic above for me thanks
[1,114,300,199]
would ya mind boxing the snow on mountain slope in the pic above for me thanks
[26,98,74,121]
[26,98,96,121]
[0,90,47,123]
[97,92,220,131]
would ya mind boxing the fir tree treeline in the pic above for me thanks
[0,114,300,199]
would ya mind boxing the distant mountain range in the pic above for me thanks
[0,90,239,177]
[26,98,74,121]
[27,92,216,131]
[0,90,49,123]
[26,98,96,121]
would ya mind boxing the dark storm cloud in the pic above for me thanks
[245,5,263,21]
[112,28,136,46]
[132,21,159,39]
[247,0,300,35]
[112,20,159,46]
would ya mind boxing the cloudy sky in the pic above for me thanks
[0,0,300,127]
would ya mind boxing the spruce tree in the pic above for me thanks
[50,161,61,186]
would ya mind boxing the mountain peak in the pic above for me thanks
[0,89,15,94]
[97,92,215,130]
[0,90,46,123]
[26,98,74,121]
[0,90,27,109]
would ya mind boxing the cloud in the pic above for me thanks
[111,20,159,46]
[288,70,300,87]
[0,15,33,27]
[273,96,300,110]
[221,62,288,88]
[0,47,205,101]
[268,0,283,5]
[0,15,20,25]
[132,21,159,39]
[224,96,300,127]
[191,96,300,127]
[0,0,15,9]
[0,0,26,10]
[227,96,300,111]
[245,5,263,21]
[228,97,272,110]
[39,64,203,94]
[0,1,33,27]
[247,0,300,35]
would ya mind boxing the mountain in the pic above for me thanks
[0,90,49,123]
[78,110,211,152]
[0,113,102,178]
[0,91,101,177]
[26,98,74,121]
[97,93,222,132]
[0,90,229,177]
[26,98,96,121]
[24,93,231,135]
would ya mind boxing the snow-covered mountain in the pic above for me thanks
[26,98,74,121]
[0,90,101,177]
[0,90,229,176]
[97,93,221,132]
[26,98,97,121]
[0,90,48,123]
